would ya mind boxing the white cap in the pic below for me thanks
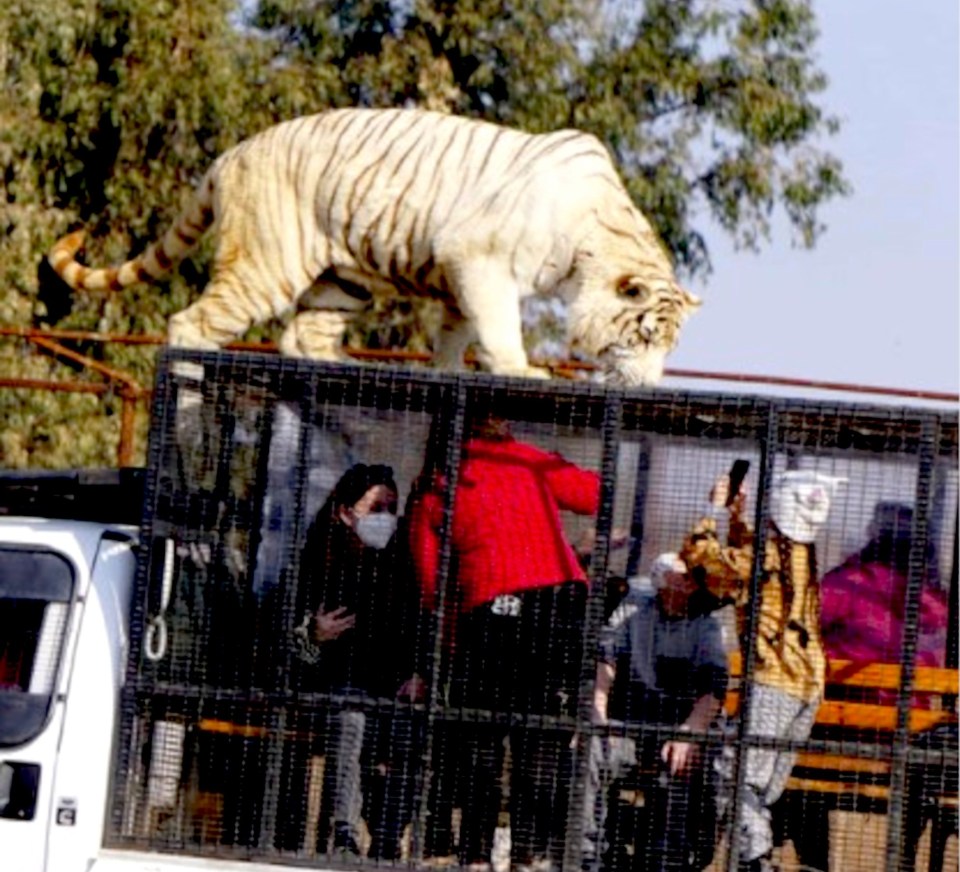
[649,552,686,590]
[769,470,846,543]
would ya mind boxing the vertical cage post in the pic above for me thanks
[884,415,940,872]
[562,391,623,872]
[624,435,651,579]
[410,377,469,862]
[723,401,776,872]
[107,348,189,844]
[257,363,319,850]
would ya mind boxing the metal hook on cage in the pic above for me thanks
[144,538,175,662]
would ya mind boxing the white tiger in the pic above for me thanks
[47,107,700,385]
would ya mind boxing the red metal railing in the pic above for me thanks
[1,327,957,467]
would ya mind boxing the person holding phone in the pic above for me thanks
[679,464,845,872]
[276,463,425,859]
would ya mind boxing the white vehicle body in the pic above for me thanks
[0,516,324,872]
[0,518,136,871]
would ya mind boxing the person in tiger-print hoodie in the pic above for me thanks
[679,468,845,872]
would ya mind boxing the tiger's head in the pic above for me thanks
[568,276,701,386]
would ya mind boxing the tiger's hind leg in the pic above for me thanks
[278,279,369,361]
[167,279,264,351]
[165,287,252,475]
[279,310,353,361]
[167,271,276,457]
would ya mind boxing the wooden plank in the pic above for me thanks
[794,753,890,776]
[814,701,955,732]
[785,777,890,801]
[728,653,959,694]
[197,718,269,738]
[724,694,955,732]
[826,661,959,694]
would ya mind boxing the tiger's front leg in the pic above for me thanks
[453,263,550,379]
[432,308,475,372]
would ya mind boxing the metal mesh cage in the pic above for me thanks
[109,349,958,872]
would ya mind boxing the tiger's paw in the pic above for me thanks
[493,364,552,380]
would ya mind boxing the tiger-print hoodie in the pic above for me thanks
[680,510,825,704]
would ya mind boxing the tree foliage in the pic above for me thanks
[0,0,847,468]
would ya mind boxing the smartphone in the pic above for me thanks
[726,459,750,506]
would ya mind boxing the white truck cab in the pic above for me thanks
[0,471,336,872]
[0,514,137,872]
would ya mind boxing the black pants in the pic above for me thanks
[274,702,418,858]
[903,723,959,872]
[363,707,422,860]
[449,581,587,865]
[593,733,718,872]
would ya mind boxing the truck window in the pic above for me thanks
[0,547,74,747]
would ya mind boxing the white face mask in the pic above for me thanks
[353,513,397,550]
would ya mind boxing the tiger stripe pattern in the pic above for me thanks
[47,107,700,385]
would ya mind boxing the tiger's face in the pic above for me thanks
[569,277,701,386]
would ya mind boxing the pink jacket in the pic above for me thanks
[821,555,948,669]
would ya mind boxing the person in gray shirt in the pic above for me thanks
[584,552,729,872]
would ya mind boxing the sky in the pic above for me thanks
[665,1,959,402]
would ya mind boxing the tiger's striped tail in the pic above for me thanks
[47,175,216,292]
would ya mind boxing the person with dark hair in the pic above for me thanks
[823,503,953,869]
[821,502,948,678]
[276,463,424,859]
[408,413,600,872]
[584,552,729,872]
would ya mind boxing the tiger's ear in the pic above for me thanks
[617,276,651,301]
[677,286,702,311]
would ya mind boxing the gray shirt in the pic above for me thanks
[599,589,728,724]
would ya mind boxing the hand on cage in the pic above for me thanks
[661,738,699,777]
[312,604,356,641]
[576,525,630,557]
[397,673,425,702]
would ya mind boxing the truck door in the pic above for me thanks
[45,533,135,872]
[0,545,77,872]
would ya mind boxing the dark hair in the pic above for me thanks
[466,412,513,442]
[304,463,398,562]
[328,463,397,512]
[861,502,938,579]
[407,410,512,505]
[297,463,399,619]
[306,463,398,543]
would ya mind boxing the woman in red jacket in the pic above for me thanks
[408,413,600,872]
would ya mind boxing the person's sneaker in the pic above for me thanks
[513,858,556,872]
[421,856,459,868]
[738,853,774,872]
[332,825,361,857]
[368,838,401,861]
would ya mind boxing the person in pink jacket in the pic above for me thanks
[821,502,948,689]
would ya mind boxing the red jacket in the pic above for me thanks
[408,437,600,614]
